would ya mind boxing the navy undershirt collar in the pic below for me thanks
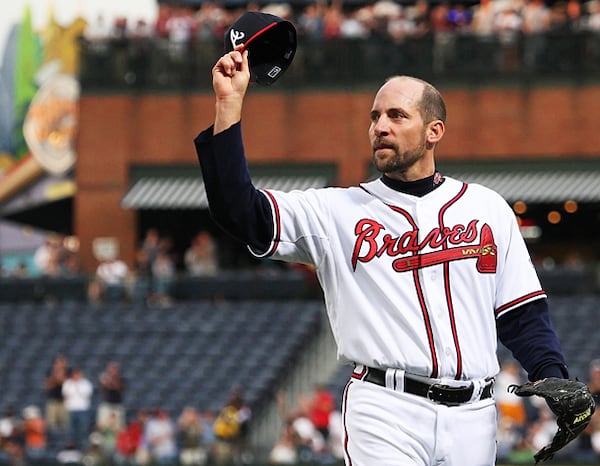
[381,171,445,197]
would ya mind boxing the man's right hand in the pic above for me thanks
[212,48,250,134]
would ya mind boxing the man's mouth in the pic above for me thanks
[374,143,394,152]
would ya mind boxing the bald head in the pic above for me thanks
[382,76,447,125]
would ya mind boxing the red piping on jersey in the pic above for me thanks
[438,182,468,380]
[262,190,281,256]
[495,290,547,317]
[389,205,439,378]
[342,379,354,466]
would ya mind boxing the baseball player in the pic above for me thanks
[194,49,576,465]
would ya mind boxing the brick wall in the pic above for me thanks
[75,85,600,271]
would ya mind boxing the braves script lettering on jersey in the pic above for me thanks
[196,54,568,465]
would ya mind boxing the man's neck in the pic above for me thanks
[381,171,445,197]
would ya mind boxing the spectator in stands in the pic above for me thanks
[88,255,129,303]
[56,440,83,464]
[150,250,176,306]
[166,6,198,61]
[494,3,523,72]
[62,367,94,450]
[307,384,335,442]
[522,402,560,459]
[200,409,217,464]
[430,1,456,73]
[567,0,584,30]
[496,415,524,462]
[184,231,219,277]
[61,252,82,278]
[0,406,24,465]
[495,359,527,428]
[129,19,154,87]
[575,358,600,461]
[470,0,498,68]
[297,3,325,42]
[289,405,326,462]
[140,228,162,267]
[115,409,148,465]
[322,2,343,40]
[22,405,48,463]
[521,0,552,70]
[43,354,69,433]
[94,411,121,462]
[387,5,416,46]
[326,410,344,461]
[213,386,252,465]
[274,390,326,462]
[81,431,110,466]
[82,14,112,84]
[268,419,299,464]
[177,406,207,466]
[155,4,173,40]
[495,359,528,461]
[144,409,178,465]
[33,234,64,277]
[131,247,153,304]
[97,361,126,430]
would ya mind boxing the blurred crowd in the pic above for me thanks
[2,355,600,465]
[0,355,254,466]
[87,228,221,307]
[74,0,600,86]
[82,0,600,47]
[0,228,221,306]
[268,386,343,464]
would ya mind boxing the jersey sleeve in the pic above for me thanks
[251,188,332,267]
[194,123,274,253]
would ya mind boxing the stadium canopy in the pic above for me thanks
[434,158,600,204]
[443,170,600,204]
[121,163,335,210]
[121,175,329,209]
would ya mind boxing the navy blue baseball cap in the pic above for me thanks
[224,11,297,86]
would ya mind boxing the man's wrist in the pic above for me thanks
[214,100,243,135]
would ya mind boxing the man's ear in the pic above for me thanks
[427,120,445,144]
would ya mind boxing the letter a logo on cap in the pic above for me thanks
[230,30,245,49]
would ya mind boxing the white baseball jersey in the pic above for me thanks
[251,176,545,381]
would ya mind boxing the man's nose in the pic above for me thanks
[373,117,390,136]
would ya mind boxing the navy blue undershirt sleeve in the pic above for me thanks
[496,298,569,381]
[194,122,273,253]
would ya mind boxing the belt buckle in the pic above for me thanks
[426,384,463,406]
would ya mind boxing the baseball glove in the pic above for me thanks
[509,377,596,463]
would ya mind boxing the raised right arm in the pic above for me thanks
[194,49,274,253]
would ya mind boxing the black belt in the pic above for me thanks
[363,367,493,406]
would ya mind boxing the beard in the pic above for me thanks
[371,137,427,175]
